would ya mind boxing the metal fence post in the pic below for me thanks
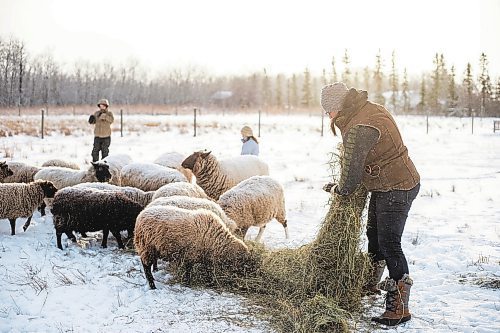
[471,113,474,135]
[120,109,123,137]
[41,109,45,139]
[426,112,429,134]
[194,108,197,137]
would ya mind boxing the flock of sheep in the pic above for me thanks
[0,152,288,289]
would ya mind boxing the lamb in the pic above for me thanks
[151,182,209,201]
[134,205,254,289]
[218,176,288,242]
[52,187,143,250]
[147,195,237,231]
[181,151,269,200]
[75,182,154,208]
[34,162,112,189]
[154,152,193,182]
[2,161,41,183]
[97,154,132,186]
[120,162,187,192]
[0,161,13,182]
[41,159,80,170]
[0,180,58,235]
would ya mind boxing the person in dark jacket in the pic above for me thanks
[89,99,114,162]
[321,82,420,326]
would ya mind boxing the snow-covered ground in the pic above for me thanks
[0,113,499,332]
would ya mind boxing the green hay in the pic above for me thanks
[165,146,372,332]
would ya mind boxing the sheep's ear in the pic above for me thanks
[201,151,211,158]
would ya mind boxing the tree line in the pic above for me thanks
[1,36,499,116]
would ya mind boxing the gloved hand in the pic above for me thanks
[323,182,337,193]
[88,115,96,124]
[99,113,107,120]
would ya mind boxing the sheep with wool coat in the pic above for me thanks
[154,152,193,182]
[181,151,269,200]
[134,205,254,289]
[52,187,143,250]
[218,175,288,242]
[147,195,237,231]
[97,154,132,186]
[75,182,154,208]
[0,161,13,182]
[151,182,209,201]
[41,159,80,170]
[120,162,187,191]
[2,161,40,183]
[0,180,58,235]
[34,163,111,189]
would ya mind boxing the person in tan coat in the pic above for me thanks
[89,99,114,162]
[321,82,420,326]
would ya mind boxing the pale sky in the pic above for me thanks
[0,0,499,78]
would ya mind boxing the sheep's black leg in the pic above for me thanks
[56,231,63,250]
[142,261,156,289]
[111,229,124,249]
[9,219,16,235]
[22,216,32,232]
[101,229,109,248]
[66,231,76,242]
[127,228,134,240]
[153,257,158,272]
[80,232,88,238]
[39,202,46,216]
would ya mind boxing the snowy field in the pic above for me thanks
[0,112,499,333]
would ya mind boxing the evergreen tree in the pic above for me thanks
[418,74,426,111]
[463,62,474,116]
[275,74,283,108]
[342,49,351,86]
[286,77,291,109]
[478,52,492,115]
[389,50,399,113]
[439,54,448,100]
[373,49,385,105]
[331,56,338,83]
[291,74,298,108]
[322,68,327,85]
[447,65,458,108]
[301,67,313,107]
[262,68,270,108]
[494,77,500,102]
[402,68,410,113]
[430,53,440,111]
[312,77,319,107]
[363,66,371,91]
[353,71,360,88]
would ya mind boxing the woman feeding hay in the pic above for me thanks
[320,82,420,326]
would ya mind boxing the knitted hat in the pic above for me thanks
[97,98,110,107]
[241,126,254,137]
[320,82,349,114]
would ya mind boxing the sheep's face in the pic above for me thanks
[181,151,211,172]
[39,181,58,198]
[0,162,13,179]
[91,162,112,182]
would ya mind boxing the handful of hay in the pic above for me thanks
[168,146,372,332]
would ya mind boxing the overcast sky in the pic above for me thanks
[0,0,499,78]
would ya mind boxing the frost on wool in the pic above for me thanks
[147,195,237,231]
[75,182,154,208]
[134,205,254,289]
[97,154,133,186]
[2,161,41,183]
[154,152,193,183]
[151,182,209,201]
[51,186,143,250]
[34,162,111,189]
[41,159,80,170]
[0,161,13,182]
[181,151,269,200]
[120,162,187,192]
[0,180,58,235]
[218,175,288,242]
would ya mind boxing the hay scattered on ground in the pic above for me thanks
[167,145,372,332]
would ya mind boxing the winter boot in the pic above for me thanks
[364,259,386,295]
[371,274,413,326]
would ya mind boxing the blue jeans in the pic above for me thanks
[366,184,420,281]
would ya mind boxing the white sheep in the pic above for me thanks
[34,163,112,189]
[154,152,193,182]
[151,182,209,201]
[147,195,237,231]
[218,175,288,242]
[41,159,80,170]
[0,180,58,235]
[181,151,269,200]
[2,161,41,183]
[97,154,132,186]
[134,205,254,289]
[75,182,154,208]
[120,162,187,192]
